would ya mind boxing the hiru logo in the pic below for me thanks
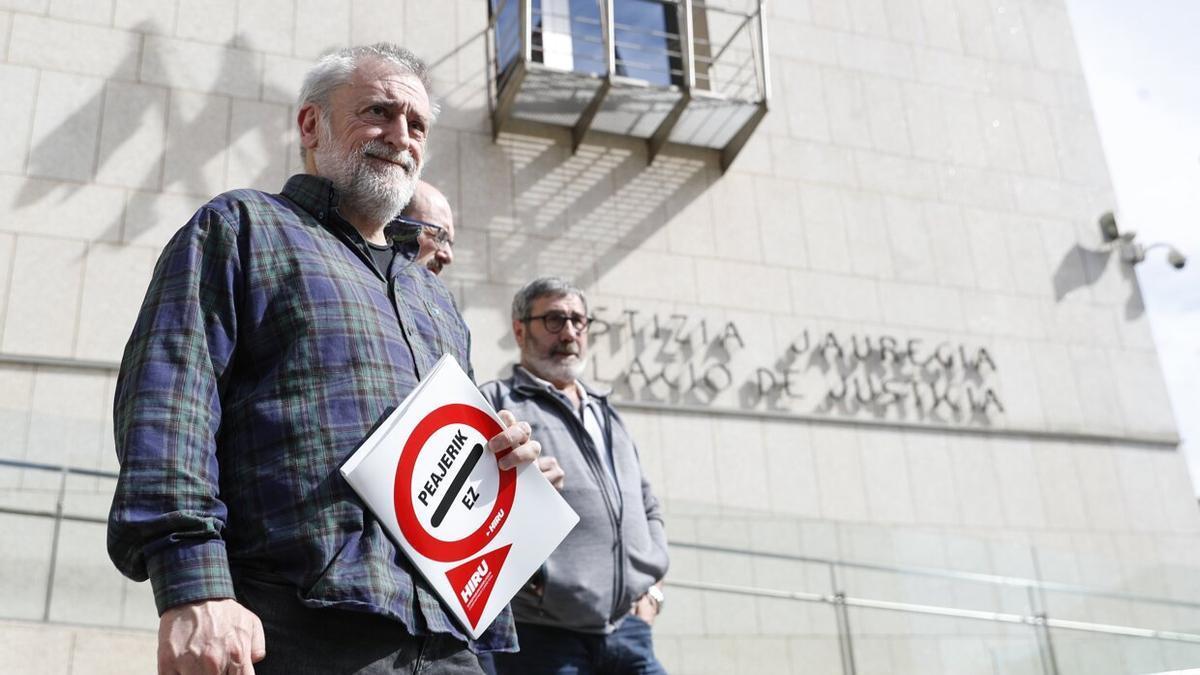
[459,559,490,604]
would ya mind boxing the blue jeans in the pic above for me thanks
[482,617,667,675]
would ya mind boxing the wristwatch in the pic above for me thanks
[646,585,665,613]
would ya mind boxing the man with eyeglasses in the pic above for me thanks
[399,180,455,274]
[479,277,669,675]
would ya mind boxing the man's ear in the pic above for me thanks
[298,103,321,153]
[512,319,526,348]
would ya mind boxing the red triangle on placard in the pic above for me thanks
[445,544,512,629]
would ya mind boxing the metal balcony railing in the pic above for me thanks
[486,0,770,171]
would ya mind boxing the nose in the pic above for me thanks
[436,245,453,266]
[382,116,417,155]
[560,321,582,339]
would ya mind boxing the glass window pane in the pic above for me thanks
[494,0,695,87]
[612,0,680,86]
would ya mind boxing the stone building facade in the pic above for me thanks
[0,1,1195,673]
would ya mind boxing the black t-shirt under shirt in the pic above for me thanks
[366,240,395,277]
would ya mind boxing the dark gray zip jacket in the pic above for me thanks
[480,365,669,634]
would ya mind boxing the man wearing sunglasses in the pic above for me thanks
[399,180,455,274]
[479,277,669,675]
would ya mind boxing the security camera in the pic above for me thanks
[1096,212,1185,271]
[1134,242,1188,270]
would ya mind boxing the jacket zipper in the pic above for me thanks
[520,382,627,623]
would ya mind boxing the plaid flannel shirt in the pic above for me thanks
[107,174,516,652]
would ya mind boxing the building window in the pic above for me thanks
[491,0,709,89]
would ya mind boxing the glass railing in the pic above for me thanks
[0,457,156,629]
[5,457,1200,674]
[664,541,1200,674]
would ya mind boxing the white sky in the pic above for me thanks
[1066,0,1200,491]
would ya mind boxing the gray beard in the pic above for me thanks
[524,351,587,386]
[316,136,420,226]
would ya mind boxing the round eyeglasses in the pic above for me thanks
[522,312,592,334]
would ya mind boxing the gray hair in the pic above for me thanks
[297,43,439,160]
[512,277,588,322]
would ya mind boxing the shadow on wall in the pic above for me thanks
[13,16,712,315]
[489,131,705,278]
[16,21,293,249]
[482,130,711,346]
[424,26,489,126]
[1052,243,1145,319]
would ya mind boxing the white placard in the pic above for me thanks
[341,355,578,638]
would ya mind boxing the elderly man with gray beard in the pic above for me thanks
[479,277,670,675]
[107,43,546,675]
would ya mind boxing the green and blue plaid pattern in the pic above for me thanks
[108,174,514,652]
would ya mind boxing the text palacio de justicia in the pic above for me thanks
[586,308,1004,423]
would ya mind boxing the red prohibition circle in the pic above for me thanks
[393,404,516,562]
